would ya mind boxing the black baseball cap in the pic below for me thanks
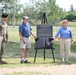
[1,13,8,18]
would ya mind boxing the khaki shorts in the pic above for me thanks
[20,37,31,49]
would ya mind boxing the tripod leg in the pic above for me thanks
[34,49,37,63]
[51,49,55,63]
[44,49,45,61]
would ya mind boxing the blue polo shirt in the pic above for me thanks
[55,26,73,39]
[19,22,32,37]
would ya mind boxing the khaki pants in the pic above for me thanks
[60,39,71,61]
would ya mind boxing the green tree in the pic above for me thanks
[34,0,62,25]
[64,12,76,21]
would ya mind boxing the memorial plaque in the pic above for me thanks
[37,24,53,37]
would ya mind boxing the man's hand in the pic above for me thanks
[35,37,39,42]
[50,40,55,44]
[23,39,26,44]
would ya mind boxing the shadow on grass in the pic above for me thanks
[3,41,76,65]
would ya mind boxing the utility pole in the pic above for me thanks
[12,0,16,27]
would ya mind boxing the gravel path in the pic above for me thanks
[0,52,76,75]
[0,64,76,75]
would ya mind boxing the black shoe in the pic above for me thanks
[0,60,8,64]
[20,60,24,64]
[24,60,30,63]
[65,61,69,64]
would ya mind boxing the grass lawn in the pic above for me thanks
[0,26,76,75]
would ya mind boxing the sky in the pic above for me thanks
[56,0,76,11]
[20,0,76,11]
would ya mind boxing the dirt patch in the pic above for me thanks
[0,64,76,75]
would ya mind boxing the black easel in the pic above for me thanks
[41,12,48,24]
[34,12,55,63]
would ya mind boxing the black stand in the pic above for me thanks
[34,48,55,63]
[34,12,55,63]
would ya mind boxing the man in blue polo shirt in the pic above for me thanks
[19,16,36,63]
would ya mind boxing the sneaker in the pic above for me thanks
[0,60,7,64]
[24,60,30,63]
[20,60,24,64]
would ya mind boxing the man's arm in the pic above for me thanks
[6,27,8,41]
[3,24,8,42]
[30,30,36,39]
